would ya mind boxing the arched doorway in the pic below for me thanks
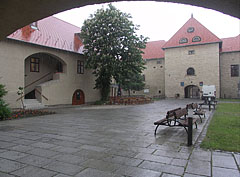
[72,89,85,105]
[185,85,200,98]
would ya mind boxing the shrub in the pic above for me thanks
[0,84,11,120]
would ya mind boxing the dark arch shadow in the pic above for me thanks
[0,0,239,40]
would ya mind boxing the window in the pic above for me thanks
[156,60,162,64]
[231,65,239,77]
[188,50,195,55]
[187,27,194,33]
[192,36,201,42]
[187,67,195,75]
[30,58,40,72]
[77,60,84,74]
[179,38,188,44]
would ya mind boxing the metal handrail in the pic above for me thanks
[25,72,52,89]
[35,88,48,101]
[16,72,52,101]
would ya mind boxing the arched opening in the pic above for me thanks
[72,89,85,105]
[184,85,200,98]
[187,67,195,76]
[24,52,66,99]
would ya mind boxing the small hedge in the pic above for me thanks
[1,109,55,121]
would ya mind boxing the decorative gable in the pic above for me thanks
[162,17,222,49]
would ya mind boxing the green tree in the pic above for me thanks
[80,4,147,101]
[121,73,145,96]
[0,84,11,120]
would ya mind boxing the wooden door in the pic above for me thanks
[72,89,85,105]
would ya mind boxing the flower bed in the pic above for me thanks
[2,109,55,120]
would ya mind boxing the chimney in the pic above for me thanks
[74,33,83,52]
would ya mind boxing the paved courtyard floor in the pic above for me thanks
[0,99,239,177]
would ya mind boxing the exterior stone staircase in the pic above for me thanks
[23,99,45,109]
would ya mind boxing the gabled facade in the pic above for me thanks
[0,16,100,108]
[143,17,240,99]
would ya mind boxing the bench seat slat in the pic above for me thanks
[154,118,167,125]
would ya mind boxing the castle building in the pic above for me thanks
[0,16,239,108]
[142,17,240,99]
[0,16,100,108]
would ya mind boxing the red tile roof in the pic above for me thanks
[142,40,165,59]
[162,17,222,49]
[8,16,83,53]
[221,34,240,53]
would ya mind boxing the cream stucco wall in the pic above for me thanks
[220,51,240,98]
[164,43,220,98]
[0,39,100,108]
[143,58,165,97]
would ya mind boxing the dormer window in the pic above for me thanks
[30,22,38,30]
[187,27,194,33]
[192,36,201,42]
[179,38,188,44]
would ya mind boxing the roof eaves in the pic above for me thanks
[7,38,84,56]
[162,41,222,50]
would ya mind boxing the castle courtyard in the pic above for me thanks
[0,99,239,176]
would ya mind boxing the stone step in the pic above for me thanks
[23,99,45,109]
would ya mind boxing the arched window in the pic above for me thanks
[187,67,195,75]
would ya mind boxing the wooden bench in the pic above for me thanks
[192,103,206,123]
[174,108,198,134]
[154,107,181,135]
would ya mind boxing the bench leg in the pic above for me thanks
[154,125,160,135]
[198,115,202,123]
[183,126,188,134]
[195,122,197,129]
[187,118,193,146]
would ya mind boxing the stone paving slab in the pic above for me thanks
[10,165,58,177]
[0,99,239,177]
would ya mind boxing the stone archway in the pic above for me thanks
[24,52,66,99]
[72,89,85,105]
[184,85,200,98]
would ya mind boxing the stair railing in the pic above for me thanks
[16,72,52,101]
[35,88,48,101]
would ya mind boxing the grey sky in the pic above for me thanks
[55,1,240,41]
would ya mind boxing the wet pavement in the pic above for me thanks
[0,99,239,177]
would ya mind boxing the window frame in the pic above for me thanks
[179,38,188,44]
[187,67,195,76]
[192,36,201,42]
[231,65,239,77]
[77,60,84,74]
[188,50,195,55]
[30,58,40,72]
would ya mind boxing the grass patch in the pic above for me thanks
[201,103,240,152]
[217,98,240,102]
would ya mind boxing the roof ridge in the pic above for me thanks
[51,16,81,30]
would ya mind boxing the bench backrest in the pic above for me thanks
[174,108,188,119]
[166,107,181,118]
[192,103,198,109]
[186,104,193,110]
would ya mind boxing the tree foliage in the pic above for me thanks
[121,73,145,96]
[80,4,148,101]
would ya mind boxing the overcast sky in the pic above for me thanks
[54,1,240,41]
